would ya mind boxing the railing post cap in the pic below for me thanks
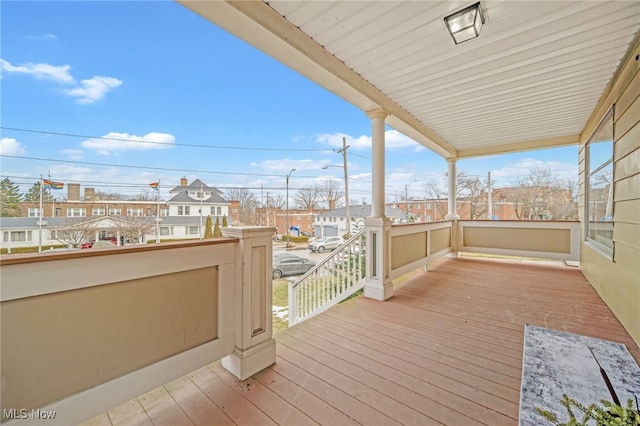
[222,226,276,239]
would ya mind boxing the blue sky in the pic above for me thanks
[0,1,579,204]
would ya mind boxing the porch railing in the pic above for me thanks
[389,220,454,279]
[457,220,580,261]
[288,229,366,326]
[0,226,276,426]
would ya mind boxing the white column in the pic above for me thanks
[445,158,460,220]
[367,109,388,218]
[364,109,393,301]
[221,226,277,380]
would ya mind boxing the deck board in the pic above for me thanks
[137,387,193,426]
[80,257,640,426]
[164,376,235,426]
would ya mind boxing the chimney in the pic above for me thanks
[84,187,95,201]
[180,177,188,187]
[67,183,80,201]
[329,199,336,210]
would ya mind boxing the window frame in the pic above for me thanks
[28,208,42,217]
[584,106,614,259]
[67,208,86,217]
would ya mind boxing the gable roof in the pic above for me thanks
[168,178,229,204]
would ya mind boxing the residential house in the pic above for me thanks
[167,177,229,219]
[314,204,403,237]
[19,185,166,219]
[3,178,232,250]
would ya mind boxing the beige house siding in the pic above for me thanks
[579,42,640,346]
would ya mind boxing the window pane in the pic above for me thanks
[585,108,614,254]
[11,231,26,242]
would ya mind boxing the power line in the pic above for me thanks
[0,126,335,153]
[0,174,373,195]
[0,154,316,178]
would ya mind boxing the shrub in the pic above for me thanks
[282,235,309,243]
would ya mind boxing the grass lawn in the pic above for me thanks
[272,279,289,334]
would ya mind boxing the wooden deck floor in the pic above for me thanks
[82,256,640,426]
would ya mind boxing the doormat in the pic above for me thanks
[519,324,640,425]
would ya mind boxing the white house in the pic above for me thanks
[167,178,229,218]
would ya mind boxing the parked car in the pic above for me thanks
[308,236,342,253]
[80,241,94,249]
[272,254,317,279]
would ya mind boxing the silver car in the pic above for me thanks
[308,236,342,253]
[272,254,317,279]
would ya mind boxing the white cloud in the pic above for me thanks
[1,58,121,103]
[61,149,84,160]
[80,132,176,155]
[0,59,73,83]
[0,138,26,155]
[27,33,58,41]
[250,158,330,173]
[491,158,578,185]
[315,129,421,151]
[63,76,122,104]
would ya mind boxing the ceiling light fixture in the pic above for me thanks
[444,2,485,45]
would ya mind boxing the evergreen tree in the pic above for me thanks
[23,182,55,202]
[204,215,213,239]
[213,216,223,238]
[222,215,228,227]
[0,177,21,217]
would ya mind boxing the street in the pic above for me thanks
[273,244,330,263]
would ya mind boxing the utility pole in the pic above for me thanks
[487,172,492,220]
[337,137,350,237]
[286,169,296,247]
[155,179,161,243]
[266,191,270,227]
[38,174,43,252]
[199,181,204,240]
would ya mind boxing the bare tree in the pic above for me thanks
[52,218,97,248]
[226,187,259,225]
[129,189,157,201]
[318,179,343,209]
[511,167,563,220]
[94,191,129,201]
[551,178,579,220]
[293,186,321,210]
[114,217,156,244]
[424,177,448,220]
[266,193,285,209]
[457,171,489,219]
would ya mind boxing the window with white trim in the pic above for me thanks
[178,206,190,216]
[67,208,86,217]
[108,208,121,215]
[127,208,143,217]
[585,107,614,257]
[92,208,106,215]
[186,225,199,235]
[160,226,173,236]
[28,208,42,217]
[5,230,32,242]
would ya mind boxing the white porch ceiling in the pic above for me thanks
[179,0,640,159]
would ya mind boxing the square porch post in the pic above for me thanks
[221,226,277,380]
[363,109,393,301]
